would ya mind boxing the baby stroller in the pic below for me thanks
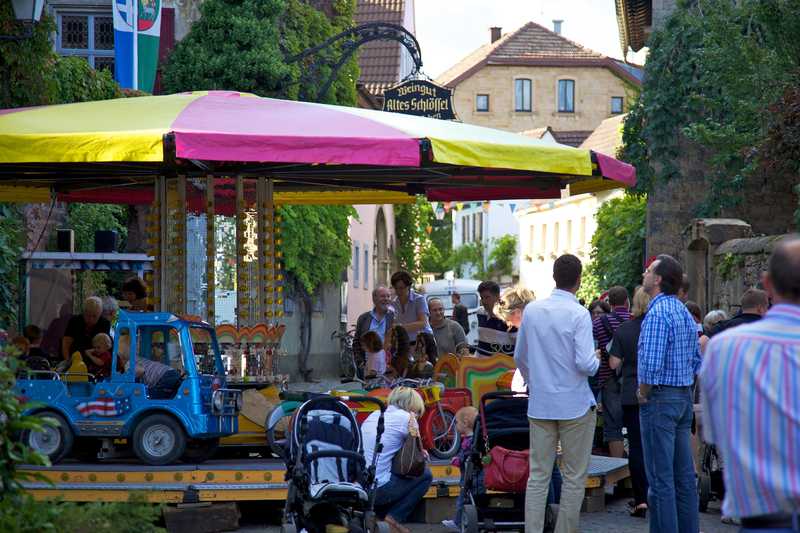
[269,394,389,533]
[460,391,558,533]
[698,441,725,512]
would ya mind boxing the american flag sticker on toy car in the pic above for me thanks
[76,397,131,417]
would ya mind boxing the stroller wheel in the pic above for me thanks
[462,504,479,533]
[281,524,297,533]
[698,474,711,513]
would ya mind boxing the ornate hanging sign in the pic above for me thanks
[383,79,456,120]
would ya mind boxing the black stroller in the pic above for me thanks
[268,394,389,533]
[460,391,557,533]
[698,441,725,512]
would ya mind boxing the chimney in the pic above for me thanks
[490,27,502,43]
[552,20,563,35]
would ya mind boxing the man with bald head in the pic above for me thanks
[352,287,395,372]
[700,236,800,529]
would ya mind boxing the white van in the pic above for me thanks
[422,278,482,347]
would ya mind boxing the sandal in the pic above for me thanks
[630,504,648,518]
[384,515,411,533]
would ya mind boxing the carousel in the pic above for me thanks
[0,90,635,446]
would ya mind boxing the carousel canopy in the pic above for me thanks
[0,91,635,204]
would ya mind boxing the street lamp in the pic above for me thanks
[1,0,45,41]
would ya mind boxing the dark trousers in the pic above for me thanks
[150,368,181,399]
[623,404,649,506]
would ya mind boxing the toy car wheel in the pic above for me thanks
[698,473,711,512]
[461,504,479,533]
[132,414,186,466]
[182,438,219,463]
[23,411,73,464]
[428,409,461,460]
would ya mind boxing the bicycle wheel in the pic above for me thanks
[427,408,460,459]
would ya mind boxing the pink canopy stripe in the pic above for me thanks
[170,92,421,166]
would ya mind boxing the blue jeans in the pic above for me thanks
[375,468,433,523]
[640,386,699,533]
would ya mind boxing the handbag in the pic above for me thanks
[391,419,427,478]
[480,401,530,493]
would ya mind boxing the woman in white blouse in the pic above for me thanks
[362,387,432,533]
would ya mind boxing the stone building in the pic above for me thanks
[614,2,798,261]
[436,21,642,145]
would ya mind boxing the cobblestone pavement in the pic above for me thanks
[236,496,738,532]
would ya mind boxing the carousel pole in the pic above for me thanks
[175,175,188,315]
[235,175,249,327]
[206,175,216,324]
[154,176,167,311]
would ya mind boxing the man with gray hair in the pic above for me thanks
[352,286,395,371]
[61,296,111,361]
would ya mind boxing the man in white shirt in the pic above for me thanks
[515,254,600,533]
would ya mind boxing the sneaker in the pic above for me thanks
[441,519,459,531]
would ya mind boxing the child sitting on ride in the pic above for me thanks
[84,333,113,379]
[407,332,437,379]
[443,406,481,531]
[361,330,387,378]
[386,324,411,378]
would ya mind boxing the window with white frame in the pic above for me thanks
[541,224,548,253]
[611,96,624,114]
[56,10,115,72]
[554,222,560,252]
[528,226,535,255]
[461,216,467,244]
[353,243,360,288]
[514,79,532,112]
[558,79,575,113]
[476,94,490,112]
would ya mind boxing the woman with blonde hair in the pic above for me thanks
[494,286,535,393]
[361,387,432,533]
[494,286,535,329]
[608,286,651,518]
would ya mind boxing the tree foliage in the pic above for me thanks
[487,234,517,279]
[162,0,358,104]
[395,197,448,279]
[448,241,485,279]
[621,0,800,216]
[0,205,24,330]
[67,204,128,253]
[759,85,800,228]
[588,194,646,295]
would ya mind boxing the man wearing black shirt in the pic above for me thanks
[451,292,470,336]
[710,288,768,336]
[61,296,111,361]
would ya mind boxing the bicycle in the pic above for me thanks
[331,327,358,379]
[338,375,469,460]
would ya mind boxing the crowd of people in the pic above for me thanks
[354,237,800,533]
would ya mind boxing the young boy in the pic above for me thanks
[360,330,386,378]
[442,406,480,531]
[85,333,113,378]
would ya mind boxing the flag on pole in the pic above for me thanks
[113,0,162,92]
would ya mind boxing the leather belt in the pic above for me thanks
[741,512,800,529]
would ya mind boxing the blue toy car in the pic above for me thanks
[15,311,242,465]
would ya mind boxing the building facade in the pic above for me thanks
[436,21,641,146]
[516,189,622,299]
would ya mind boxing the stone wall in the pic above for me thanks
[647,139,797,261]
[449,65,634,133]
[710,235,787,314]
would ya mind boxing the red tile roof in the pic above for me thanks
[551,130,593,148]
[437,21,642,88]
[355,0,409,96]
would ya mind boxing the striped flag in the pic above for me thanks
[76,397,132,417]
[113,0,162,92]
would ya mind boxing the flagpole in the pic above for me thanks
[132,0,138,90]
